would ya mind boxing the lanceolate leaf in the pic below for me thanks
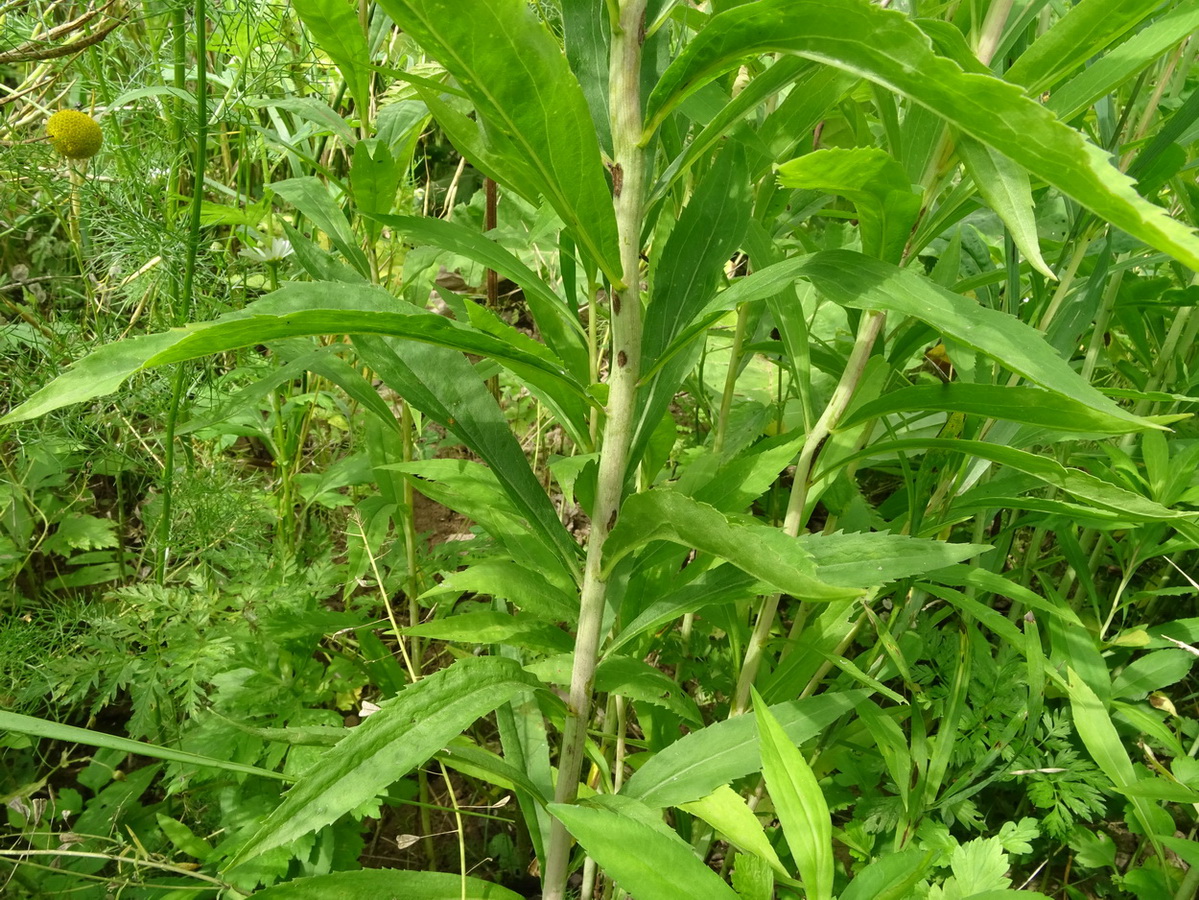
[1003,0,1165,95]
[754,689,833,900]
[251,870,524,899]
[230,657,540,866]
[0,283,590,423]
[548,802,741,900]
[0,710,287,783]
[603,491,855,601]
[375,0,620,281]
[623,693,863,809]
[839,383,1149,435]
[954,135,1055,280]
[1048,0,1199,121]
[643,0,1199,272]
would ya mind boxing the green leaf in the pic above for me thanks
[429,560,576,622]
[954,135,1054,280]
[291,0,373,124]
[679,785,787,876]
[603,491,855,601]
[404,611,573,654]
[622,692,862,809]
[839,849,932,900]
[0,710,287,782]
[1003,0,1165,95]
[350,140,403,238]
[250,870,524,899]
[643,0,1199,272]
[1048,1,1199,121]
[271,176,371,276]
[374,214,588,381]
[840,383,1146,435]
[0,284,591,425]
[595,656,702,724]
[1111,650,1196,701]
[634,142,752,467]
[753,687,833,900]
[776,147,920,264]
[548,801,741,900]
[376,0,620,281]
[230,656,540,865]
[795,530,987,587]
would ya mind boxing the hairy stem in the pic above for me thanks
[542,3,647,897]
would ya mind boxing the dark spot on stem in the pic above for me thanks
[617,350,627,367]
[610,163,623,197]
[613,293,621,315]
[607,510,617,531]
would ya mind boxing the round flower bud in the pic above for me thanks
[46,109,103,160]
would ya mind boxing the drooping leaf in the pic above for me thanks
[230,656,540,865]
[0,710,287,782]
[375,0,620,280]
[271,176,371,276]
[679,785,788,876]
[954,135,1054,280]
[643,0,1199,271]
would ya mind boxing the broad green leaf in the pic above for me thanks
[753,688,833,900]
[840,849,933,900]
[249,97,357,144]
[404,611,573,654]
[230,656,540,865]
[374,213,588,381]
[623,692,862,808]
[679,785,787,876]
[0,710,286,782]
[251,870,523,899]
[271,176,371,276]
[1111,650,1196,700]
[376,0,620,281]
[0,285,590,425]
[776,147,920,264]
[642,0,1199,272]
[561,0,612,154]
[955,135,1054,280]
[603,491,855,601]
[1048,0,1199,121]
[1003,0,1164,95]
[595,656,702,724]
[839,383,1146,435]
[291,0,373,125]
[548,802,740,900]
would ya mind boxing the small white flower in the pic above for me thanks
[239,237,293,263]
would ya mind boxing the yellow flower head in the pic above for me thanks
[46,109,103,160]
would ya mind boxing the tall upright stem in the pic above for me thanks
[542,2,646,897]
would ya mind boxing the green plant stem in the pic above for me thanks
[713,303,749,455]
[156,1,208,585]
[731,310,885,715]
[542,3,647,897]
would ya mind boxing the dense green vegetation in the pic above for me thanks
[4,1,1199,897]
